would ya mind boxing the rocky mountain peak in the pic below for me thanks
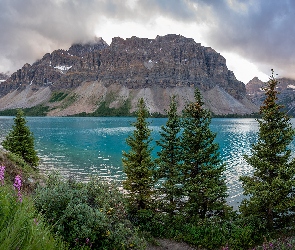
[245,76,295,116]
[0,34,256,116]
[247,76,264,85]
[246,77,264,93]
[68,37,109,57]
[98,34,246,100]
[0,72,9,81]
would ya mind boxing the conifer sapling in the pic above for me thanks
[122,98,154,211]
[181,88,228,219]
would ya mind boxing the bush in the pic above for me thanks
[34,173,146,249]
[131,208,268,250]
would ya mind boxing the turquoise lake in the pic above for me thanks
[1,117,295,208]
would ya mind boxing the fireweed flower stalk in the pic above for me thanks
[13,175,22,202]
[0,165,5,185]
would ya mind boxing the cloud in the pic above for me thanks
[0,0,133,72]
[130,0,295,79]
[136,0,295,79]
[0,0,294,80]
[201,0,295,78]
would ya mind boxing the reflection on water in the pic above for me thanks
[1,116,295,209]
[213,119,258,209]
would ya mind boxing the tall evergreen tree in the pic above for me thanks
[181,88,228,219]
[240,70,295,229]
[2,109,39,166]
[156,96,183,215]
[122,98,154,211]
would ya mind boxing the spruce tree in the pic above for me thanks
[181,88,228,219]
[2,109,39,166]
[156,96,183,215]
[122,98,154,211]
[240,70,295,229]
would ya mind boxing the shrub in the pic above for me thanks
[34,173,146,249]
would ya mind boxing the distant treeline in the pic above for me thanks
[0,105,49,117]
[0,104,261,118]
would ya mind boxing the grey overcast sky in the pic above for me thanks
[0,0,294,83]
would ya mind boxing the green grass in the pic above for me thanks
[0,185,68,250]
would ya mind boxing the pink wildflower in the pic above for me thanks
[0,166,5,185]
[13,175,22,202]
[34,218,39,225]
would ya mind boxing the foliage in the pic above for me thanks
[255,236,295,250]
[34,173,146,249]
[0,151,42,194]
[0,104,49,116]
[61,93,78,109]
[150,112,167,118]
[133,209,267,250]
[240,70,295,229]
[2,109,39,166]
[0,184,67,250]
[90,100,131,117]
[155,96,184,215]
[72,99,133,117]
[122,98,155,211]
[49,92,69,103]
[181,88,228,218]
[22,104,50,116]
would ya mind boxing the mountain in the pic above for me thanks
[0,34,258,116]
[246,77,295,116]
[0,72,9,82]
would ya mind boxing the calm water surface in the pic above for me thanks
[1,117,295,208]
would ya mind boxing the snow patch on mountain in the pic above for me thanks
[54,65,72,72]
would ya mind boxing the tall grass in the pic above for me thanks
[0,184,67,250]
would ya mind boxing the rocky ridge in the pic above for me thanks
[0,72,9,82]
[246,77,295,116]
[0,34,258,116]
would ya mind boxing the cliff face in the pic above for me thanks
[98,35,246,100]
[0,38,108,95]
[0,34,257,116]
